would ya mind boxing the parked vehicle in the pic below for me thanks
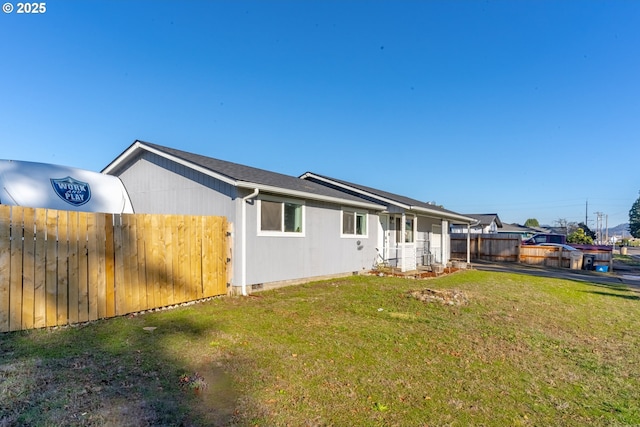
[522,233,566,245]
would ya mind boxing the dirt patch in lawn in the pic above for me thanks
[408,288,469,306]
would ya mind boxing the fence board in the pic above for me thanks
[0,206,9,331]
[22,208,36,330]
[77,212,89,323]
[177,217,189,303]
[56,211,69,326]
[34,209,47,328]
[9,207,23,331]
[45,210,58,327]
[1,207,229,332]
[67,211,80,325]
[104,214,115,318]
[134,214,148,310]
[88,212,101,321]
[163,215,174,305]
[170,215,180,303]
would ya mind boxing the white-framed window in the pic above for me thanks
[258,197,304,236]
[405,217,414,243]
[341,209,368,237]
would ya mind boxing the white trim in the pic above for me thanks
[237,181,383,210]
[257,195,306,237]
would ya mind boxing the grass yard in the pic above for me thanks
[1,270,640,426]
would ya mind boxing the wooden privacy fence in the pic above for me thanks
[451,233,612,270]
[0,206,230,333]
[451,233,521,262]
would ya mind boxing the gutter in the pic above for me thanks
[236,181,384,211]
[241,188,259,296]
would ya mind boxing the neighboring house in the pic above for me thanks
[103,141,385,295]
[451,213,502,234]
[498,223,550,239]
[299,173,476,271]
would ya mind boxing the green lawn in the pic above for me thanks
[2,270,639,426]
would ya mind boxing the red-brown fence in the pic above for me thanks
[0,206,230,332]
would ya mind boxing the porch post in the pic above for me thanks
[466,223,471,264]
[401,213,406,272]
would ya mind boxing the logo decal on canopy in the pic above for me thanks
[50,176,92,206]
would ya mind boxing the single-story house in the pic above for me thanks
[103,140,475,294]
[299,173,476,271]
[451,213,502,234]
[103,141,388,295]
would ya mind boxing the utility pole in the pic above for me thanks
[585,199,588,226]
[594,212,604,244]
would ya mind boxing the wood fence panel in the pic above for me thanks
[0,206,11,331]
[201,216,213,298]
[87,215,104,320]
[134,214,148,311]
[9,207,24,331]
[1,208,229,332]
[33,209,47,328]
[56,211,69,326]
[122,214,139,313]
[145,214,158,310]
[169,216,180,304]
[78,212,89,323]
[45,210,58,327]
[21,208,36,330]
[156,215,169,307]
[67,211,80,325]
[213,217,229,296]
[191,216,203,300]
[104,214,115,318]
[177,217,189,303]
[113,214,126,316]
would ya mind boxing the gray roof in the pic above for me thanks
[105,141,383,208]
[300,172,474,222]
[461,214,503,228]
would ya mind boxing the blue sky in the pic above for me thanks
[1,1,638,228]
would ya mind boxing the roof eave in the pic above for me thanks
[300,172,411,210]
[410,206,477,223]
[236,181,385,210]
[102,140,238,186]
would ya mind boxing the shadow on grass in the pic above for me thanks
[0,310,244,426]
[581,289,640,301]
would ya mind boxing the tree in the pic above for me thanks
[630,191,640,238]
[577,222,596,241]
[567,228,593,244]
[524,218,539,227]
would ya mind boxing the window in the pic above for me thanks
[259,199,304,234]
[405,218,414,243]
[342,210,367,237]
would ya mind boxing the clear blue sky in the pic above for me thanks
[2,1,638,228]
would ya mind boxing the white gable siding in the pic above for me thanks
[114,152,237,219]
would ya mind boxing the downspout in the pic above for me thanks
[241,188,259,296]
